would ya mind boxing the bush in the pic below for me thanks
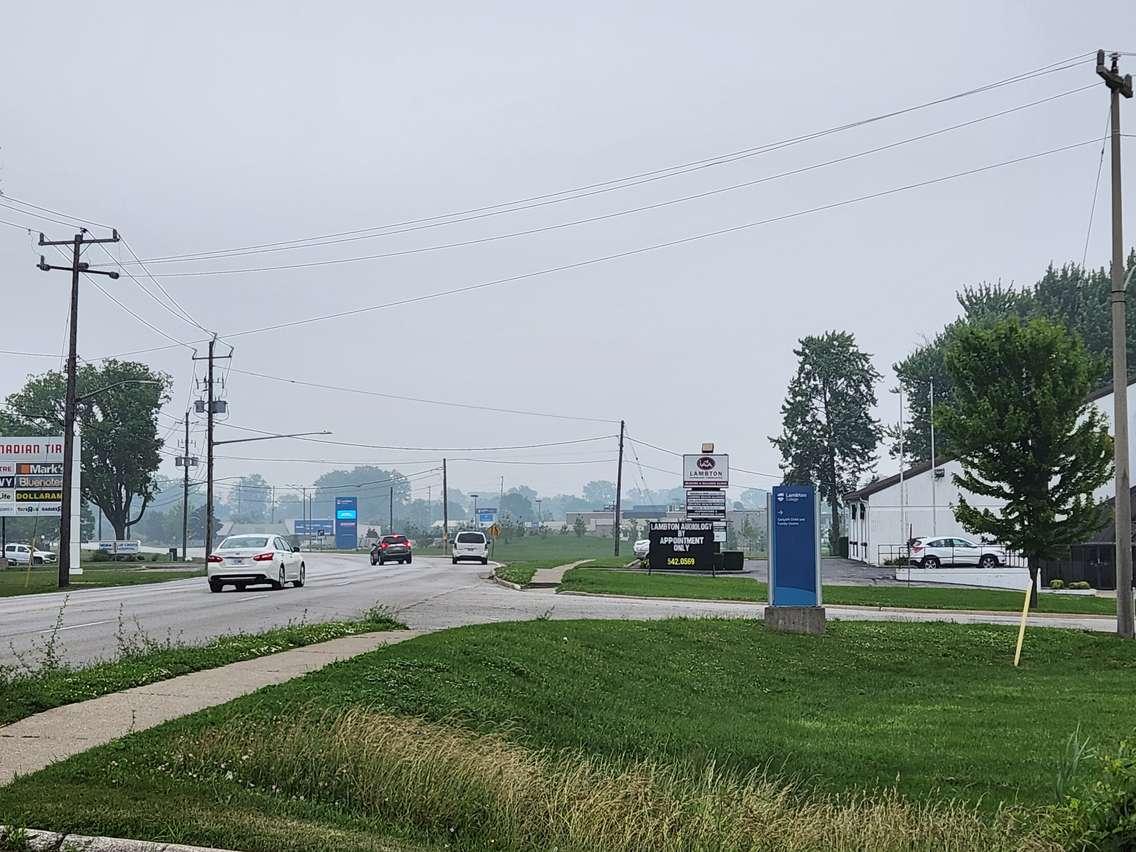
[88,549,112,563]
[1069,581,1092,590]
[1049,578,1066,590]
[1045,740,1136,848]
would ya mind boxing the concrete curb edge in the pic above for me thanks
[1,825,237,851]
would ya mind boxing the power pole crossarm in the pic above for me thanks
[1098,49,1135,638]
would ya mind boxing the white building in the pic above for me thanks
[845,379,1135,565]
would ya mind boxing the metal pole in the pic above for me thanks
[389,487,394,531]
[930,378,937,535]
[1098,50,1135,637]
[899,387,909,584]
[442,458,449,553]
[614,419,625,556]
[182,411,190,561]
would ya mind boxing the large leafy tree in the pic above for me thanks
[312,466,411,523]
[939,317,1112,607]
[771,331,882,551]
[582,480,616,508]
[2,360,170,540]
[500,490,534,522]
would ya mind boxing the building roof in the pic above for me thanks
[843,458,939,502]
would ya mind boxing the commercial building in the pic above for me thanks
[844,379,1136,566]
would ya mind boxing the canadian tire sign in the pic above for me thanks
[682,454,729,488]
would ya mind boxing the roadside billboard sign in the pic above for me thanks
[96,540,141,556]
[334,497,358,549]
[768,484,821,606]
[685,488,726,519]
[647,520,715,572]
[293,519,334,536]
[0,438,66,517]
[682,454,729,488]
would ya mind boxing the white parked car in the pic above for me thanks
[3,543,57,565]
[633,538,650,559]
[451,530,489,565]
[909,536,1006,569]
[207,534,305,593]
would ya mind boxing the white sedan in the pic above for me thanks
[207,534,305,593]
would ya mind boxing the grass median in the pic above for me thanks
[559,567,1117,615]
[0,565,205,598]
[0,605,405,726]
[2,618,1133,850]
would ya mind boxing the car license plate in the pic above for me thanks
[229,557,244,565]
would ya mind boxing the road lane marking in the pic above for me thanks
[37,618,113,635]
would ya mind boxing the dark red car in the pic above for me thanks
[371,534,412,566]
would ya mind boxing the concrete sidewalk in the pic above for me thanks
[0,629,425,785]
[528,559,593,588]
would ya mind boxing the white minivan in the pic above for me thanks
[452,530,489,565]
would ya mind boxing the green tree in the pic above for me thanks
[227,473,271,522]
[573,515,586,538]
[500,491,534,522]
[582,480,616,508]
[939,317,1113,607]
[771,331,882,552]
[2,360,171,540]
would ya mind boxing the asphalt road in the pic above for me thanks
[0,553,1115,668]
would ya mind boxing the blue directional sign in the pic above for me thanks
[334,496,358,549]
[768,484,821,606]
[293,519,334,536]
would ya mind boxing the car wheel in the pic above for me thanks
[922,555,941,569]
[33,557,42,566]
[236,582,248,592]
[481,557,488,565]
[979,554,998,569]
[209,580,222,593]
[370,556,377,566]
[452,557,458,564]
[378,557,385,566]
[275,565,287,590]
[293,563,306,588]
[406,555,412,565]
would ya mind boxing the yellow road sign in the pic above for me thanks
[489,523,501,539]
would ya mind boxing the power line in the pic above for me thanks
[214,421,619,452]
[82,271,196,352]
[0,193,113,230]
[115,53,1094,267]
[226,366,619,424]
[1082,105,1112,267]
[118,84,1098,277]
[0,198,84,230]
[212,137,1102,341]
[95,242,214,336]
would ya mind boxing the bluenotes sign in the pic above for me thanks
[648,520,715,571]
[682,454,729,488]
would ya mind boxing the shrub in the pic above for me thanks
[88,549,112,563]
[1069,581,1092,591]
[1049,578,1066,590]
[1044,740,1136,849]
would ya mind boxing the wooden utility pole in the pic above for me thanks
[177,411,199,561]
[442,458,449,555]
[1098,49,1134,638]
[614,419,625,556]
[193,337,232,559]
[36,229,121,587]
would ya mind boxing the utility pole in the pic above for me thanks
[193,337,232,560]
[929,378,937,536]
[1098,49,1135,638]
[442,458,449,552]
[36,229,120,588]
[389,487,394,531]
[176,412,199,561]
[270,486,275,523]
[614,419,625,556]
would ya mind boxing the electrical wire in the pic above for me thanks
[121,85,1098,276]
[213,137,1102,341]
[82,272,196,352]
[213,421,618,452]
[0,193,113,230]
[1082,106,1111,267]
[95,242,215,336]
[117,53,1095,266]
[225,367,619,424]
[0,198,83,230]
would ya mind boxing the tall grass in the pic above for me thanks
[167,708,1053,851]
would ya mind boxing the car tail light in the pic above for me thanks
[912,544,924,553]
[381,542,389,549]
[207,554,223,563]
[253,551,275,562]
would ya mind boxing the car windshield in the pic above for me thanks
[382,535,408,544]
[220,535,270,549]
[456,532,485,543]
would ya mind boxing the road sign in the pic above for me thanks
[648,520,714,571]
[477,507,497,527]
[0,438,66,517]
[293,519,334,536]
[683,454,729,488]
[335,496,358,549]
[768,484,821,606]
[685,488,726,519]
[96,540,140,556]
[488,523,501,539]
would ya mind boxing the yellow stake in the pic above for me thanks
[1013,575,1032,667]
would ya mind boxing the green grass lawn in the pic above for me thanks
[1,618,1131,851]
[559,567,1118,615]
[0,565,205,598]
[0,608,405,726]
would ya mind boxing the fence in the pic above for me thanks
[875,543,1028,570]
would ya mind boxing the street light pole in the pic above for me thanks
[929,378,937,535]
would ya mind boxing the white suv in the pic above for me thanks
[4,543,57,565]
[452,530,489,565]
[909,536,1006,569]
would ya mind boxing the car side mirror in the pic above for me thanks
[293,546,301,553]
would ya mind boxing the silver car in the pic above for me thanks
[909,536,1005,569]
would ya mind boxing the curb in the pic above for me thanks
[0,826,236,851]
[491,575,527,591]
[554,590,1114,620]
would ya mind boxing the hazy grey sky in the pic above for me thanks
[1,2,1133,504]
